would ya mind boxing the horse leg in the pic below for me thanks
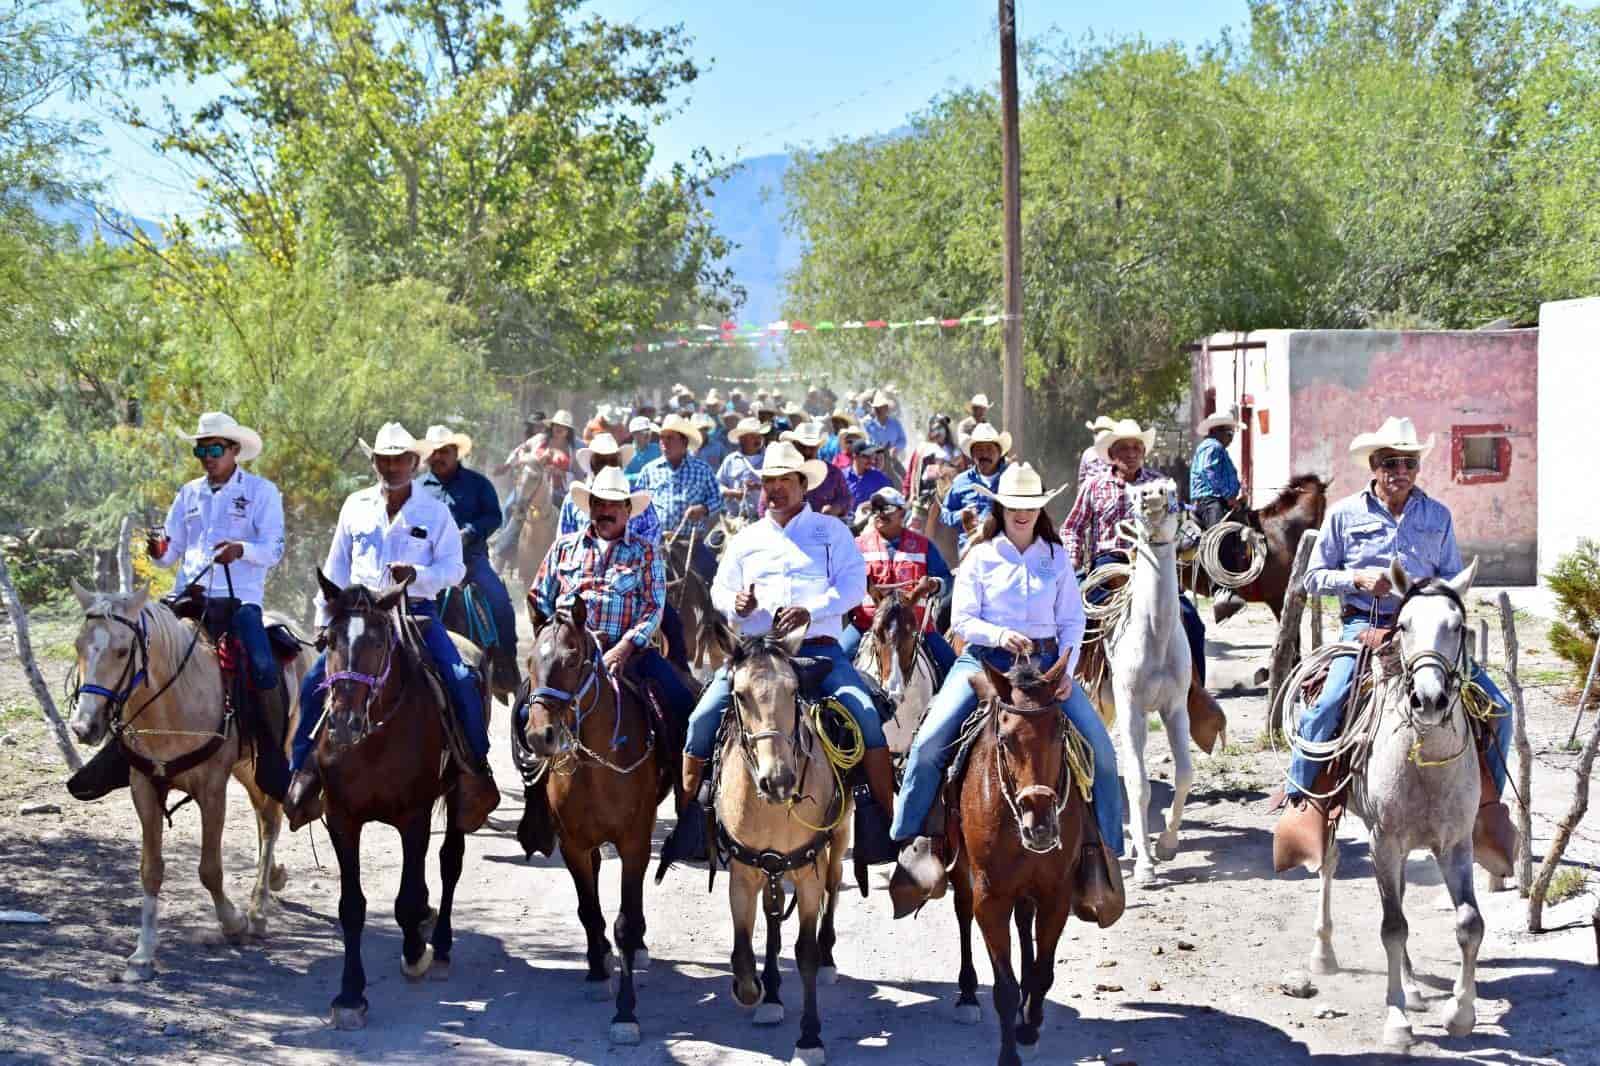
[728,862,763,1010]
[975,888,1023,1066]
[124,775,166,982]
[1372,836,1415,1050]
[1154,696,1193,862]
[327,813,369,1028]
[756,879,786,1027]
[1115,679,1157,885]
[560,843,613,999]
[1019,895,1070,1054]
[196,776,247,940]
[792,869,826,1065]
[1308,837,1341,974]
[238,770,280,936]
[608,832,650,1045]
[429,795,466,980]
[952,864,981,1024]
[1012,899,1040,1056]
[817,830,845,985]
[1436,840,1484,1038]
[395,813,434,980]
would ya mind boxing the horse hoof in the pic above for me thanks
[790,1045,827,1066]
[609,1022,641,1045]
[1016,1038,1040,1061]
[1153,835,1179,862]
[121,961,156,984]
[1442,1005,1476,1037]
[754,1002,785,1026]
[953,1002,982,1025]
[269,864,288,892]
[330,1002,369,1030]
[427,957,452,983]
[401,944,434,981]
[630,947,651,972]
[247,912,269,938]
[585,978,613,1001]
[1133,864,1158,887]
[1308,949,1340,976]
[1381,1022,1414,1051]
[817,965,838,986]
[732,977,763,1009]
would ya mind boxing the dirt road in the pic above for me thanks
[3,598,1597,1065]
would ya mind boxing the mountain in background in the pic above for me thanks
[706,152,803,328]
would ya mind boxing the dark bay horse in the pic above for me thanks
[661,521,723,672]
[313,572,486,1029]
[853,587,936,757]
[518,598,676,1045]
[1184,474,1330,617]
[950,657,1090,1066]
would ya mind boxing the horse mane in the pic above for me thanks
[99,593,218,712]
[729,632,797,667]
[1257,473,1329,518]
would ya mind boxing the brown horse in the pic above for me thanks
[312,572,487,1029]
[949,656,1089,1066]
[661,521,724,673]
[1184,474,1330,617]
[507,462,558,586]
[852,587,936,757]
[519,598,675,1044]
[913,464,963,571]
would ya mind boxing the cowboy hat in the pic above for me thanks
[781,422,827,449]
[1196,410,1245,436]
[421,423,473,458]
[782,401,807,419]
[829,408,857,426]
[575,432,635,476]
[1349,416,1436,469]
[870,389,893,408]
[656,413,704,450]
[360,422,434,460]
[720,408,742,424]
[569,466,653,519]
[627,415,657,436]
[838,425,868,443]
[757,441,827,491]
[969,392,992,409]
[704,388,724,406]
[547,409,576,432]
[962,422,1013,458]
[1092,418,1156,462]
[972,462,1068,510]
[176,411,263,462]
[730,416,769,441]
[1084,415,1117,433]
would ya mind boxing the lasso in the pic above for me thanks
[1195,520,1267,588]
[783,696,864,833]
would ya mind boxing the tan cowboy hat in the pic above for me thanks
[829,408,857,426]
[569,466,652,519]
[656,412,704,450]
[782,401,807,419]
[1196,409,1245,435]
[730,416,768,441]
[962,422,1013,458]
[704,388,725,406]
[757,441,827,491]
[575,432,635,476]
[971,462,1068,510]
[781,421,828,449]
[1349,416,1436,469]
[360,421,434,460]
[547,409,577,432]
[838,424,868,443]
[176,411,263,462]
[870,389,893,408]
[1092,418,1157,462]
[421,424,474,458]
[969,392,992,409]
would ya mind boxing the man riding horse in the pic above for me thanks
[1273,416,1517,876]
[955,392,990,448]
[420,424,520,689]
[839,487,958,681]
[633,413,722,583]
[1189,409,1250,623]
[284,422,499,833]
[941,423,1011,558]
[717,416,768,522]
[781,421,853,519]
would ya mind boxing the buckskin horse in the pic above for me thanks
[505,462,558,586]
[311,572,489,1029]
[515,598,680,1045]
[1183,474,1330,616]
[67,583,312,983]
[948,656,1091,1066]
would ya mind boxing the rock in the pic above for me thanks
[0,732,17,746]
[1094,982,1124,993]
[1176,939,1195,951]
[20,802,60,816]
[1097,959,1118,968]
[1314,1007,1347,1019]
[163,1022,184,1037]
[1146,978,1163,991]
[1279,972,1316,999]
[1151,944,1165,956]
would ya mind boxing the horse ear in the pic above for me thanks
[527,592,549,633]
[70,578,96,610]
[569,595,587,632]
[316,568,343,604]
[970,660,1009,705]
[1041,653,1069,688]
[711,619,737,660]
[778,620,810,658]
[1388,558,1412,598]
[127,586,150,615]
[1446,556,1479,601]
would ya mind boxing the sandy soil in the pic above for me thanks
[2,594,1597,1066]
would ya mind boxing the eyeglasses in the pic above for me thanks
[1377,455,1420,472]
[192,443,230,459]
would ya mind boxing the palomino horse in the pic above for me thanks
[519,599,675,1044]
[712,628,850,1065]
[312,572,488,1028]
[851,587,936,756]
[508,462,558,586]
[1300,558,1488,1050]
[949,657,1090,1066]
[1183,474,1330,617]
[1079,478,1196,887]
[67,583,312,982]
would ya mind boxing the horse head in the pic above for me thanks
[1126,478,1182,545]
[971,656,1071,853]
[523,596,599,758]
[725,625,817,805]
[68,581,151,745]
[316,569,407,752]
[868,587,924,698]
[1391,557,1479,728]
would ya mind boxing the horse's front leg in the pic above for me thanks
[124,774,166,982]
[1309,836,1341,974]
[817,831,845,985]
[396,812,434,980]
[728,861,764,1011]
[792,869,826,1064]
[1436,840,1484,1038]
[560,842,613,999]
[608,829,651,1045]
[1114,679,1156,885]
[756,877,786,1027]
[1019,893,1070,1053]
[975,888,1022,1066]
[952,861,981,1025]
[196,775,246,939]
[327,813,369,1028]
[1154,692,1193,862]
[1012,899,1040,1053]
[1372,835,1415,1051]
[238,770,282,936]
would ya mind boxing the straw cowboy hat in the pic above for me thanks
[838,424,868,445]
[781,421,828,449]
[360,422,434,460]
[1196,409,1245,435]
[569,466,653,518]
[656,412,704,450]
[829,408,858,426]
[757,441,827,491]
[575,432,635,476]
[177,411,263,462]
[1092,418,1157,462]
[782,401,808,420]
[1349,416,1436,469]
[546,409,577,432]
[962,422,1013,458]
[972,462,1068,510]
[969,392,992,409]
[421,424,473,458]
[870,389,893,408]
[704,388,725,406]
[730,416,768,441]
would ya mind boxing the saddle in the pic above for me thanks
[397,613,487,775]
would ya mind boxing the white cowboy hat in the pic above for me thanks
[838,424,868,443]
[704,388,725,405]
[656,412,704,450]
[781,421,828,449]
[360,422,435,460]
[569,466,652,518]
[575,432,635,476]
[421,423,474,458]
[730,416,769,441]
[627,415,657,435]
[853,389,873,403]
[969,392,992,409]
[971,462,1068,510]
[1349,416,1436,469]
[1084,415,1117,433]
[1092,418,1157,462]
[176,411,263,462]
[782,401,807,418]
[962,422,1013,458]
[1196,409,1245,436]
[547,409,577,431]
[757,441,827,491]
[870,389,893,408]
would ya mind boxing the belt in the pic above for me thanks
[976,637,1058,656]
[801,636,838,648]
[1341,607,1396,627]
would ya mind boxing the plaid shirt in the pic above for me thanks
[1060,467,1165,572]
[633,455,722,534]
[532,527,666,649]
[557,494,663,544]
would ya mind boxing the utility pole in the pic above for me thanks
[998,0,1026,459]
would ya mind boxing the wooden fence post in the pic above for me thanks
[0,549,84,771]
[1309,592,1323,651]
[1267,529,1320,736]
[1497,592,1534,897]
[1529,700,1600,933]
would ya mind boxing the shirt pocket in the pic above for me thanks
[610,564,641,594]
[1402,520,1449,571]
[1344,519,1389,564]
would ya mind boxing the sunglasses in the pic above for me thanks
[1377,455,1420,472]
[192,443,231,459]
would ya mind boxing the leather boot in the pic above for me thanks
[1212,588,1247,624]
[516,776,557,858]
[1186,662,1228,755]
[1073,821,1126,928]
[662,755,709,864]
[249,684,291,802]
[67,740,132,801]
[284,764,323,832]
[1473,747,1516,877]
[862,746,897,819]
[1272,795,1333,874]
[888,835,948,918]
[455,763,502,834]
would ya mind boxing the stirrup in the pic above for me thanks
[888,836,947,919]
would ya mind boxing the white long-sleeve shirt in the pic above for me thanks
[712,505,866,642]
[319,481,464,625]
[952,534,1086,674]
[154,468,284,606]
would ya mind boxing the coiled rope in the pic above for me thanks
[784,696,864,833]
[1196,520,1267,589]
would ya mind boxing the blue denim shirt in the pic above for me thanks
[1189,437,1240,501]
[420,464,502,559]
[939,462,1007,555]
[1305,485,1462,617]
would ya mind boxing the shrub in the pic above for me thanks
[1547,540,1600,701]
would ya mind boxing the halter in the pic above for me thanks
[524,618,649,776]
[1391,581,1473,764]
[318,610,400,747]
[74,610,151,711]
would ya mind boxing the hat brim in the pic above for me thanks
[1350,435,1435,470]
[178,424,264,463]
[779,429,826,449]
[425,433,473,458]
[359,438,434,460]
[760,459,828,492]
[970,484,1069,510]
[569,483,652,518]
[659,423,704,450]
[575,443,635,477]
[963,431,1013,458]
[1093,429,1156,462]
[1196,415,1243,435]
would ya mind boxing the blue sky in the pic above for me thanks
[72,0,1256,220]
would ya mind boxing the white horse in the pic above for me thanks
[1303,558,1486,1050]
[850,587,936,757]
[1083,478,1195,887]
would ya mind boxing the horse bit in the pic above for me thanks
[989,700,1074,855]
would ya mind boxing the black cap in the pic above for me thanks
[850,439,881,457]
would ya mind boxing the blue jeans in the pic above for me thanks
[231,603,278,691]
[685,639,887,760]
[1086,552,1207,686]
[890,646,1123,855]
[631,647,696,728]
[292,600,489,770]
[464,552,518,655]
[1287,619,1513,796]
[838,622,958,680]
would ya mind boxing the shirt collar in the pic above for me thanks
[1361,483,1428,515]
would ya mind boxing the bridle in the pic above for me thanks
[986,697,1072,854]
[731,672,817,792]
[318,604,400,748]
[524,615,651,776]
[1391,582,1472,763]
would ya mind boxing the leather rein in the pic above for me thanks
[521,617,653,779]
[985,697,1073,854]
